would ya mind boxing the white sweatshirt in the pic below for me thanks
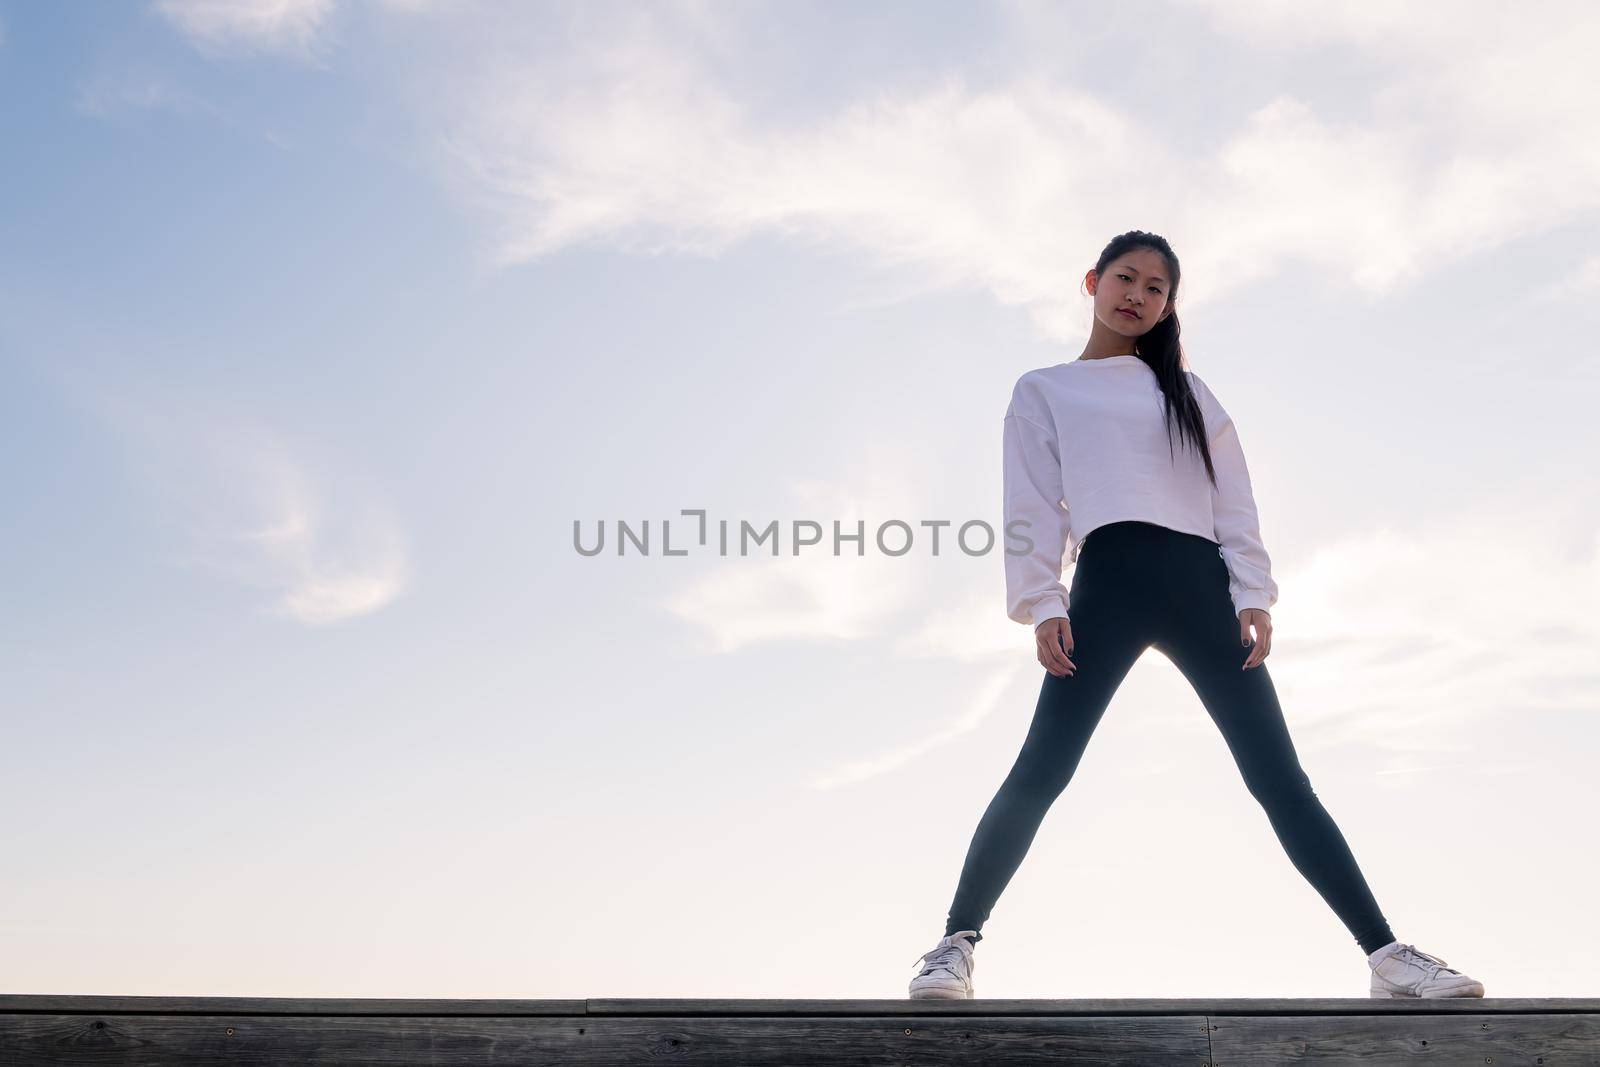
[1002,354,1277,628]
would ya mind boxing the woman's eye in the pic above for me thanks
[1149,287,1162,294]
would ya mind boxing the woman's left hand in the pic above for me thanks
[1239,608,1272,669]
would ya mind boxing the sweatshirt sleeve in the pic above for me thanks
[1002,389,1072,629]
[1190,372,1278,617]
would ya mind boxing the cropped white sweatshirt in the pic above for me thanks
[1002,354,1278,628]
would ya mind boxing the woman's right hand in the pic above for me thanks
[1035,617,1076,677]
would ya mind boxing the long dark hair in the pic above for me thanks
[1089,230,1217,488]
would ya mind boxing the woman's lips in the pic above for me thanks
[1117,309,1139,319]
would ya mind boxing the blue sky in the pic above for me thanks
[2,0,1598,999]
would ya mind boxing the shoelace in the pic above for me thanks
[913,934,975,975]
[1393,943,1462,976]
[914,945,966,976]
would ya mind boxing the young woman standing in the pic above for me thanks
[909,230,1485,1000]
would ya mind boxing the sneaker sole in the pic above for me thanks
[909,985,972,1000]
[1371,982,1485,998]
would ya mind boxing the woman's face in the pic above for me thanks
[1089,249,1173,338]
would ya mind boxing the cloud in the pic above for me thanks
[660,439,931,653]
[1234,494,1600,781]
[152,0,340,63]
[761,474,1596,788]
[78,382,409,626]
[214,433,410,625]
[391,0,1600,342]
[369,0,462,12]
[151,0,462,62]
[1530,254,1600,303]
[434,37,1159,338]
[807,663,1021,789]
[1178,0,1600,273]
[139,0,1600,337]
[73,67,222,120]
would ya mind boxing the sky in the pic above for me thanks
[2,0,1598,1001]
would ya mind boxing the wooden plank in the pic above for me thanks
[0,1013,1214,1066]
[583,996,1600,1016]
[0,995,585,1016]
[4,995,1599,1016]
[3,997,1597,1066]
[1211,1011,1600,1066]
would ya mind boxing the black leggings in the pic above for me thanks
[945,519,1396,956]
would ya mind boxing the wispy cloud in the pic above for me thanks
[140,0,1600,337]
[73,66,222,120]
[661,441,931,653]
[369,0,461,12]
[436,42,1159,337]
[806,490,1596,787]
[1529,254,1600,303]
[151,0,460,62]
[152,0,340,63]
[1242,497,1600,776]
[807,663,1021,789]
[76,382,408,626]
[389,0,1600,342]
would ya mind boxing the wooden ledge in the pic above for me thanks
[3,995,1597,1065]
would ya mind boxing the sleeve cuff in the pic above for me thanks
[1232,591,1273,616]
[1031,596,1069,629]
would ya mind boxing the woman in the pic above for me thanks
[908,230,1485,1001]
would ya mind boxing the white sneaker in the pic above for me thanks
[1368,941,1485,998]
[909,930,978,999]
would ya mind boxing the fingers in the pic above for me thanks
[1036,621,1076,677]
[1242,615,1273,669]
